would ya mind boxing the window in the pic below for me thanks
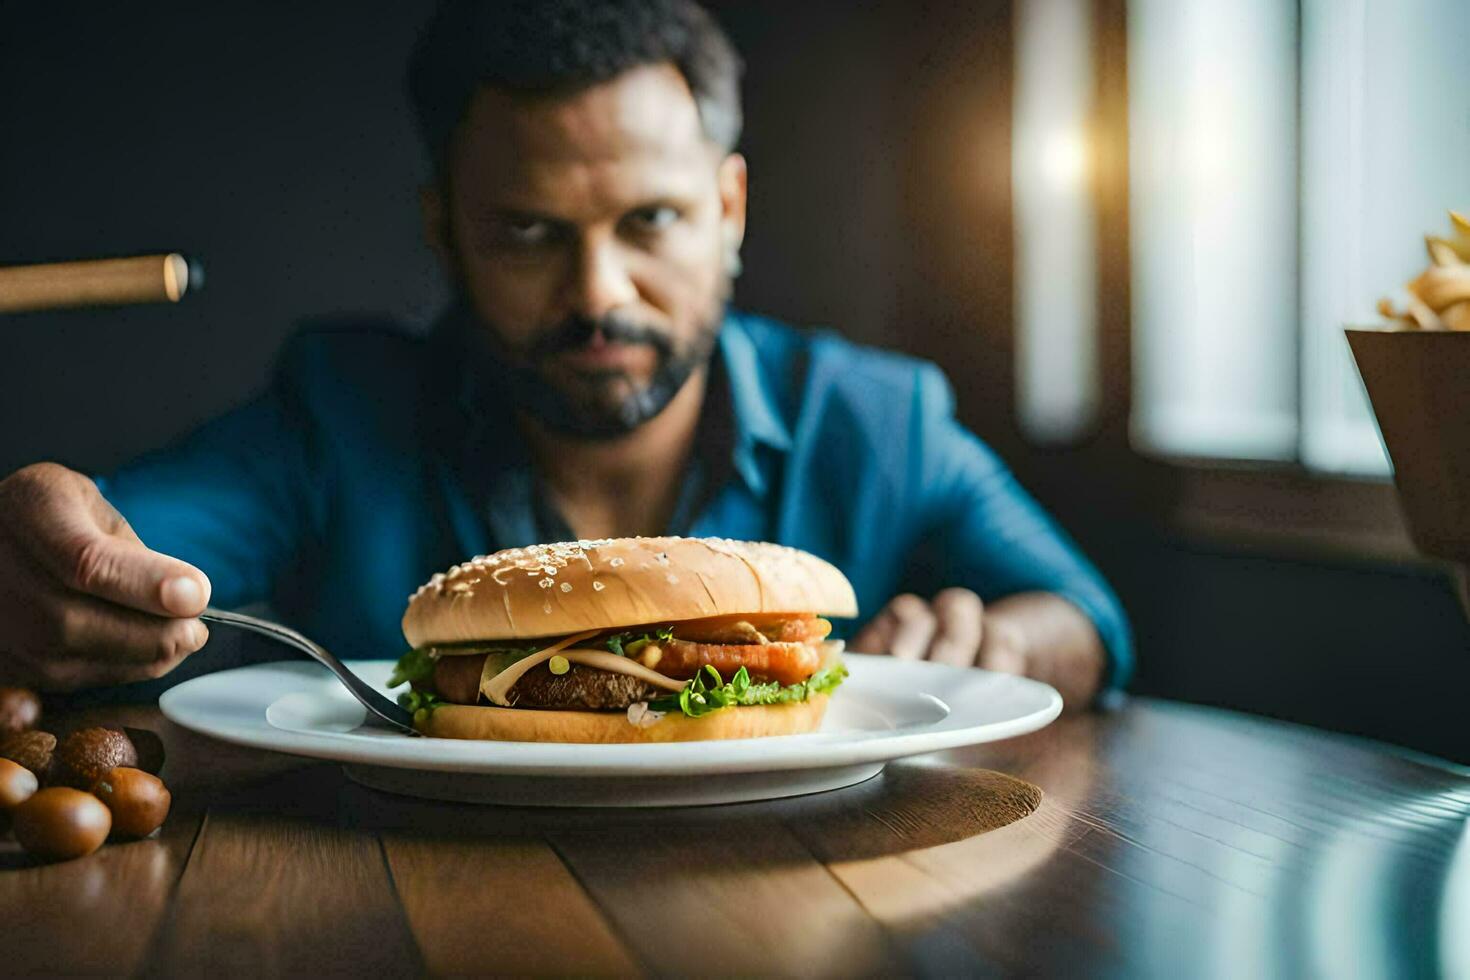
[1017,0,1470,476]
[1013,0,1100,445]
[1297,0,1470,474]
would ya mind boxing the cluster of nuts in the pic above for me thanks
[0,687,171,862]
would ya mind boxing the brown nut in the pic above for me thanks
[91,767,170,839]
[0,687,41,734]
[13,788,111,861]
[0,757,39,809]
[121,727,165,776]
[0,730,56,779]
[52,727,138,790]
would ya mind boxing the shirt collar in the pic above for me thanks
[716,313,792,499]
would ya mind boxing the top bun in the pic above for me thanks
[403,537,858,646]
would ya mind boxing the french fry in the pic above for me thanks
[1444,211,1470,262]
[1442,301,1470,332]
[1406,294,1443,331]
[1407,265,1470,311]
[1380,211,1470,331]
[1425,236,1467,267]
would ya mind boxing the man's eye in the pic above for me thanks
[626,206,680,232]
[502,219,554,246]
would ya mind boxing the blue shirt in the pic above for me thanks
[97,310,1133,691]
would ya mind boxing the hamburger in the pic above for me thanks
[388,536,858,742]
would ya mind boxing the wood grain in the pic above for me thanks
[382,833,640,976]
[0,803,203,976]
[143,812,419,977]
[551,822,901,978]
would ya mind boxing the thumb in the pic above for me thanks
[22,470,212,618]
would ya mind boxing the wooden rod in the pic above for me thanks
[0,253,200,313]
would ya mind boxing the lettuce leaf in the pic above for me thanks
[648,661,849,719]
[604,626,674,657]
[396,687,446,721]
[387,647,437,689]
[396,687,444,714]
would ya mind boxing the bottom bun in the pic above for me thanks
[416,694,831,743]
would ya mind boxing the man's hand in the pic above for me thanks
[849,588,1105,710]
[0,463,211,691]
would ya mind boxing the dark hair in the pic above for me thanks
[408,0,744,174]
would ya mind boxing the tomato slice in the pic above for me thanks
[671,614,832,645]
[655,638,822,686]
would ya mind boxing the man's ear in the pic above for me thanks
[419,181,452,267]
[717,152,748,253]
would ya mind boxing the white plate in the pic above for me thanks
[160,654,1061,807]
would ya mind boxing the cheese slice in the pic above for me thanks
[482,643,687,705]
[480,629,598,705]
[556,649,685,692]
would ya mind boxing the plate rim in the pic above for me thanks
[159,654,1062,776]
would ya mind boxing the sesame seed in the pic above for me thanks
[592,581,606,592]
[538,578,553,589]
[560,582,572,593]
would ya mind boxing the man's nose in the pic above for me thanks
[568,235,638,320]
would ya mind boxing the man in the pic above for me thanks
[0,0,1130,708]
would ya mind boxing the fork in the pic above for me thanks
[200,607,417,734]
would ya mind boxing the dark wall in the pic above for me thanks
[3,2,1467,761]
[0,2,445,475]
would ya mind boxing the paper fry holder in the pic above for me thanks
[1347,327,1470,617]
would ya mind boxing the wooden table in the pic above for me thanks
[2,697,1466,977]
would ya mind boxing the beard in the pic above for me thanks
[454,297,723,440]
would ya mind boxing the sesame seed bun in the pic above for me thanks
[402,537,859,647]
[414,693,831,742]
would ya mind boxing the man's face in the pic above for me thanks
[426,63,747,438]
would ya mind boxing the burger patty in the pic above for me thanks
[507,663,663,710]
[430,654,661,710]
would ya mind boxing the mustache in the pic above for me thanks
[528,314,673,361]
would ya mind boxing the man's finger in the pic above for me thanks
[34,520,210,619]
[928,587,984,666]
[849,614,896,654]
[68,534,209,618]
[4,466,212,618]
[976,621,1028,676]
[49,590,210,664]
[10,640,198,693]
[886,593,937,660]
